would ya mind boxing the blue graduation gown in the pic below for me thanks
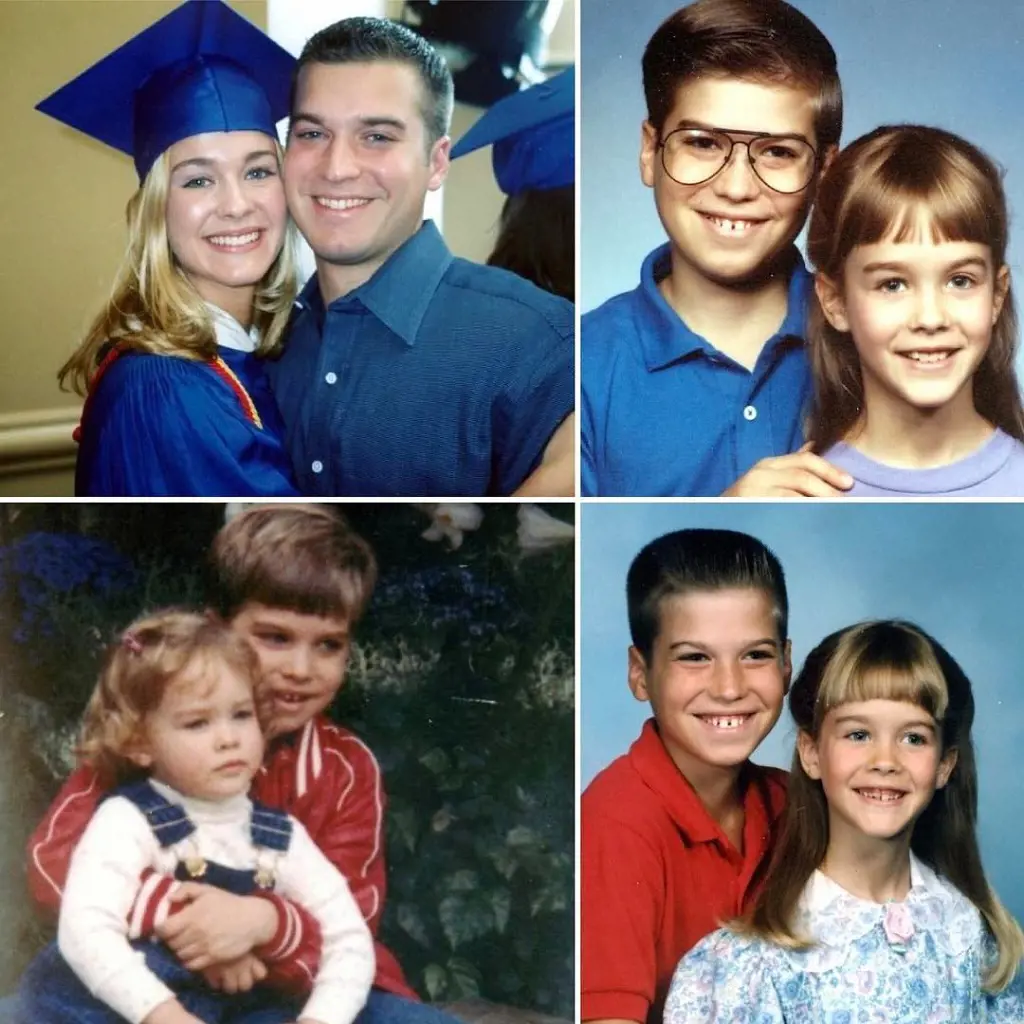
[75,346,299,497]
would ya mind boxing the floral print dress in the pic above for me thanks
[664,854,1024,1023]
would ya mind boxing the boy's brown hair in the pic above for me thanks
[642,0,842,150]
[80,608,263,785]
[210,504,378,624]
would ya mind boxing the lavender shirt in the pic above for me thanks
[822,428,1024,497]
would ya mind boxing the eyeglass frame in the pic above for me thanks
[655,123,821,195]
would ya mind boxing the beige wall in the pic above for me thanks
[0,0,265,497]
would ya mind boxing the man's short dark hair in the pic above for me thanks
[291,16,455,145]
[642,0,842,149]
[627,528,788,661]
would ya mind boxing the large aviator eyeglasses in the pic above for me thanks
[657,126,819,195]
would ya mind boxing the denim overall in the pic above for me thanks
[19,780,303,1024]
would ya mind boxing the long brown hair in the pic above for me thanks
[487,186,574,302]
[58,141,299,398]
[737,620,1023,992]
[807,125,1024,452]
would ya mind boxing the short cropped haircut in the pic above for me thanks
[642,0,842,150]
[210,505,378,624]
[292,16,454,145]
[627,528,788,661]
[79,608,263,785]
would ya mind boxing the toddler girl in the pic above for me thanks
[19,609,374,1024]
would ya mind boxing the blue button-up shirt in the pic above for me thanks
[581,244,812,496]
[269,221,574,496]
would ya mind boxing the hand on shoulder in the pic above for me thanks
[722,444,853,498]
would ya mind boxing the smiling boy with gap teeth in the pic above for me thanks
[582,0,855,498]
[582,528,792,1024]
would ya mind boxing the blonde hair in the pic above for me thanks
[79,608,268,785]
[736,620,1023,992]
[211,504,378,623]
[58,138,300,397]
[806,125,1024,452]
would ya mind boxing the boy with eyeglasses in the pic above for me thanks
[581,0,854,497]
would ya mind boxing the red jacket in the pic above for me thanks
[27,716,417,1000]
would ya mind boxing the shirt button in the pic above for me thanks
[743,405,758,421]
[311,460,324,474]
[324,372,338,385]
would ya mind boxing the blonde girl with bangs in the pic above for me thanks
[805,124,1024,496]
[17,608,375,1024]
[38,0,302,497]
[664,620,1024,1022]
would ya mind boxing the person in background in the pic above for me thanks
[37,0,301,497]
[451,67,575,302]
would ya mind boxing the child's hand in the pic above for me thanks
[201,952,268,993]
[157,884,278,968]
[722,445,854,498]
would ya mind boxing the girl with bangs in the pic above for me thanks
[806,125,1024,496]
[665,620,1024,1022]
[38,1,301,496]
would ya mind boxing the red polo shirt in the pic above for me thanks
[581,718,787,1024]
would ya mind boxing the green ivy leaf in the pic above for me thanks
[506,825,541,850]
[447,956,482,999]
[490,887,512,933]
[438,891,496,949]
[444,869,479,893]
[431,805,457,832]
[397,903,430,947]
[489,846,518,880]
[390,806,418,853]
[424,963,447,1001]
[531,882,568,916]
[419,748,450,775]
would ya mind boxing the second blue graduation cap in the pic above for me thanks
[451,67,575,195]
[36,0,296,181]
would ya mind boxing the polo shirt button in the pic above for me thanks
[311,460,324,474]
[743,405,758,421]
[324,371,338,385]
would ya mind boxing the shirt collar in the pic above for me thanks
[634,243,811,372]
[292,220,453,346]
[630,717,783,847]
[205,302,260,353]
[803,851,942,915]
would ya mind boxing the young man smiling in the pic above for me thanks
[581,529,791,1024]
[581,0,852,497]
[270,18,575,498]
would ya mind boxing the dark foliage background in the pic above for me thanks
[0,503,574,1016]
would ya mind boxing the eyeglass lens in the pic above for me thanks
[661,129,815,193]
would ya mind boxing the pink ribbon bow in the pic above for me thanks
[883,902,915,950]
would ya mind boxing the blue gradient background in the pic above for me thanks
[581,502,1024,923]
[581,0,1024,375]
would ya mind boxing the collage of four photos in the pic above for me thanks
[1,0,1024,1022]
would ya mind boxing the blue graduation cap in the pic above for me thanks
[451,67,575,195]
[36,0,296,181]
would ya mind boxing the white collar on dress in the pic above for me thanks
[793,851,984,965]
[205,302,260,354]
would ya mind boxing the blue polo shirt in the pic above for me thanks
[581,244,812,496]
[268,220,574,496]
